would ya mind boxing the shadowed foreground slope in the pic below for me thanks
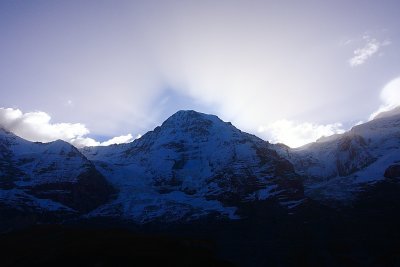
[0,225,234,267]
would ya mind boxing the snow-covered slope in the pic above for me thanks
[0,129,114,214]
[279,109,400,201]
[82,110,304,222]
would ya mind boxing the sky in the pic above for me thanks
[1,0,400,148]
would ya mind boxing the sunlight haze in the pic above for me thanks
[1,0,399,147]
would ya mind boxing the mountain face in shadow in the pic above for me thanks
[0,225,235,267]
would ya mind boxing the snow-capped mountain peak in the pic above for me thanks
[81,110,304,222]
[162,110,220,126]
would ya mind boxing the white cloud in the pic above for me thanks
[349,38,379,67]
[0,107,137,148]
[99,134,134,146]
[68,137,98,147]
[369,77,400,120]
[349,36,390,67]
[259,119,345,148]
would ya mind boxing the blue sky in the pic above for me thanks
[1,0,400,147]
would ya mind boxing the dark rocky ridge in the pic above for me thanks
[384,164,400,179]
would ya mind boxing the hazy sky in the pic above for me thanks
[1,0,400,147]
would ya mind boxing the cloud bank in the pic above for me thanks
[0,108,135,147]
[259,120,345,148]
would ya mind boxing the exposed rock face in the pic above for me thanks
[384,164,400,179]
[289,133,375,182]
[28,166,115,213]
[335,134,375,177]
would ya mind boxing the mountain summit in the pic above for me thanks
[81,110,304,222]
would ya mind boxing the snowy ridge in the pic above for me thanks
[280,109,400,201]
[0,128,89,185]
[0,128,114,214]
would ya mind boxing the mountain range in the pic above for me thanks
[1,108,400,266]
[1,108,399,227]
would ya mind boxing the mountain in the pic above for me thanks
[277,108,400,203]
[0,128,115,230]
[81,110,304,222]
